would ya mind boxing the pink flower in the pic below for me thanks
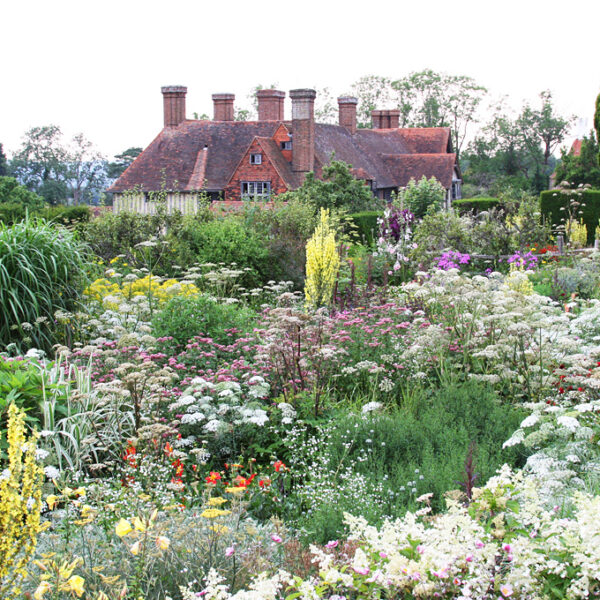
[416,545,425,554]
[379,551,388,559]
[325,540,338,549]
[502,543,512,553]
[466,553,474,563]
[353,566,370,576]
[475,540,485,549]
[271,534,282,543]
[225,546,235,557]
[500,583,514,597]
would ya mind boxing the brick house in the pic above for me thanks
[108,86,462,211]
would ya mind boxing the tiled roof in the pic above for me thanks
[109,119,456,194]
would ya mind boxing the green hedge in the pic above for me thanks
[347,211,382,246]
[453,197,501,214]
[540,189,600,244]
[0,204,91,226]
[0,203,28,225]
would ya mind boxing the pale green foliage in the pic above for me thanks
[394,175,446,219]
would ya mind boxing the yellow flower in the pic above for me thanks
[225,486,245,494]
[133,516,146,532]
[208,496,228,506]
[201,508,232,519]
[209,524,230,534]
[63,487,74,496]
[34,580,52,599]
[156,536,170,550]
[67,575,85,597]
[46,494,59,510]
[130,540,141,556]
[115,518,133,537]
[74,487,86,497]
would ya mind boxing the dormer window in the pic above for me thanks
[250,153,262,165]
[280,141,292,150]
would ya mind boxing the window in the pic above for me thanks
[250,153,262,165]
[241,181,271,200]
[280,141,292,150]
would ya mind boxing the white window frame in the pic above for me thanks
[250,153,262,165]
[280,141,292,150]
[241,181,271,200]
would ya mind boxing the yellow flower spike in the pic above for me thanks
[46,494,59,510]
[156,536,170,550]
[67,575,85,598]
[115,518,133,537]
[130,540,141,556]
[133,516,146,532]
[34,580,52,600]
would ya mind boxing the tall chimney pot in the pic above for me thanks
[257,89,285,121]
[161,85,187,128]
[289,88,316,173]
[338,96,358,134]
[212,93,235,121]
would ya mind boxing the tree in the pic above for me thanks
[0,176,45,208]
[395,175,446,219]
[107,147,143,179]
[11,125,70,203]
[391,70,487,158]
[553,132,600,188]
[0,144,8,176]
[278,160,379,212]
[595,93,600,167]
[68,133,107,204]
[517,91,574,168]
[350,75,391,128]
[314,86,337,124]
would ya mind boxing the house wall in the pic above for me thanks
[113,192,206,215]
[223,139,289,201]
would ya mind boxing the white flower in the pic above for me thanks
[557,416,580,432]
[44,466,60,479]
[520,414,540,428]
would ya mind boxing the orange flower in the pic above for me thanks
[273,460,286,472]
[164,442,173,456]
[205,471,222,484]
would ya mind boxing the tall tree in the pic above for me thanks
[350,75,391,128]
[107,147,143,179]
[553,132,600,188]
[595,93,600,167]
[517,90,574,167]
[0,144,8,176]
[11,125,70,203]
[67,133,107,205]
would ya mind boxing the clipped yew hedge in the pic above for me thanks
[540,189,600,244]
[453,197,501,214]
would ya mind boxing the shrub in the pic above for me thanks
[0,202,28,225]
[395,175,446,219]
[40,204,91,225]
[347,211,382,246]
[453,197,501,214]
[540,188,600,244]
[284,382,527,543]
[151,294,257,349]
[0,218,92,353]
[169,215,271,287]
[0,176,45,210]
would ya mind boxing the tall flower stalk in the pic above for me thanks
[305,208,340,309]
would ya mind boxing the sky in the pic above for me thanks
[2,0,600,159]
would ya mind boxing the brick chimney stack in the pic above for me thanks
[212,93,235,121]
[290,88,316,173]
[371,109,400,129]
[161,86,187,128]
[257,89,285,121]
[338,96,358,134]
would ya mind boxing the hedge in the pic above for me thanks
[453,197,502,214]
[347,211,382,246]
[0,204,91,226]
[540,189,600,245]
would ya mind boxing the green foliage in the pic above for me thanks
[151,294,256,350]
[540,189,600,244]
[346,211,382,246]
[553,133,600,188]
[0,218,92,353]
[107,147,143,180]
[287,382,527,543]
[278,160,378,213]
[0,203,28,225]
[169,215,270,286]
[0,176,45,209]
[595,94,600,166]
[41,205,91,225]
[0,144,8,177]
[453,197,501,214]
[395,175,446,219]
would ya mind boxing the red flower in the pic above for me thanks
[164,442,173,456]
[206,471,222,484]
[259,478,272,488]
[273,460,286,472]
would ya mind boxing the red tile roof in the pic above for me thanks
[109,119,457,194]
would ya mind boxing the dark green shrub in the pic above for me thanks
[0,218,92,353]
[0,202,28,225]
[152,294,257,350]
[0,176,45,209]
[347,211,382,246]
[540,189,600,244]
[41,205,91,225]
[453,197,501,214]
[169,215,271,286]
[285,382,527,543]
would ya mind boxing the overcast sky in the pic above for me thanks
[2,0,599,159]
